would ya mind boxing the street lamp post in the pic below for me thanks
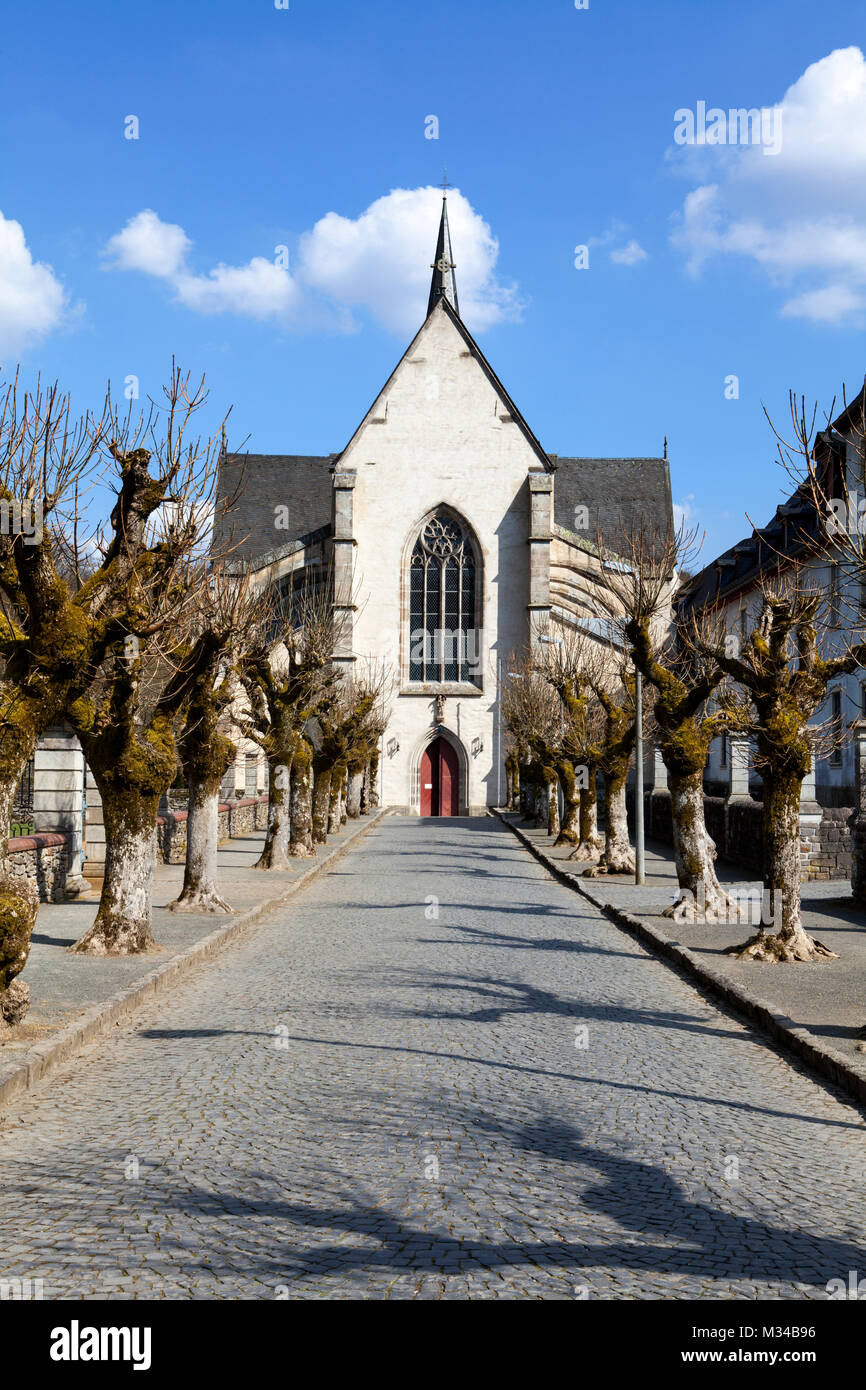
[635,666,645,886]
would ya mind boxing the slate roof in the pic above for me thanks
[677,485,821,613]
[552,456,673,545]
[215,449,674,569]
[214,453,335,563]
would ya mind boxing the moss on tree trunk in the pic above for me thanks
[328,763,346,835]
[171,723,235,914]
[346,765,363,819]
[312,759,332,845]
[554,760,580,846]
[736,768,836,961]
[368,752,380,809]
[289,739,314,857]
[72,713,177,955]
[568,770,604,861]
[665,768,731,922]
[256,752,293,870]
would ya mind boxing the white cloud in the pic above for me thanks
[103,209,299,323]
[589,221,649,269]
[0,212,67,359]
[610,239,648,266]
[781,283,866,324]
[670,47,866,325]
[102,187,521,337]
[103,209,190,278]
[298,185,521,335]
[174,260,301,319]
[673,494,698,531]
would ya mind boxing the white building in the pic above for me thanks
[216,197,672,814]
[680,401,866,807]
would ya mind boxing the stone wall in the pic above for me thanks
[5,832,71,902]
[630,790,854,881]
[156,797,269,865]
[806,807,855,882]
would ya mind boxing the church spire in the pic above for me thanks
[427,181,459,317]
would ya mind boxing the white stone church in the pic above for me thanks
[217,197,672,815]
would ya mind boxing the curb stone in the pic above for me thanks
[0,809,386,1111]
[494,809,866,1109]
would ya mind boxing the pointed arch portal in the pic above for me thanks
[420,736,460,816]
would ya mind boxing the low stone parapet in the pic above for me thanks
[156,796,269,865]
[4,832,71,902]
[628,789,854,881]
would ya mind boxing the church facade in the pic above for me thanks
[217,198,673,814]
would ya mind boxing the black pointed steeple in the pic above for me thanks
[427,189,459,317]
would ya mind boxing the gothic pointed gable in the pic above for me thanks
[333,196,552,472]
[334,298,553,474]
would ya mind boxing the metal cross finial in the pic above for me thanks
[441,170,451,196]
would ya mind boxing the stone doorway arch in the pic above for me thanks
[410,727,469,816]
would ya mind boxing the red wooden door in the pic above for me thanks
[420,738,459,816]
[439,738,459,816]
[420,742,437,816]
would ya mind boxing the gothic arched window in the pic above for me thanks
[408,512,479,685]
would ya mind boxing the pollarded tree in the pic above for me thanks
[691,571,866,961]
[582,660,637,876]
[64,373,236,955]
[169,562,269,913]
[338,666,389,824]
[68,602,244,953]
[595,521,736,919]
[0,368,232,1009]
[240,578,339,868]
[500,655,563,831]
[534,625,606,856]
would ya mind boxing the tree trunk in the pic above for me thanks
[255,754,292,869]
[568,772,604,861]
[368,752,380,808]
[585,771,635,875]
[735,769,836,961]
[554,761,580,846]
[0,761,37,1029]
[664,769,731,923]
[0,756,42,1029]
[71,786,158,954]
[508,754,521,811]
[546,775,560,837]
[289,740,314,857]
[346,767,364,819]
[328,763,346,835]
[312,762,332,845]
[339,767,348,825]
[360,761,371,815]
[170,775,232,913]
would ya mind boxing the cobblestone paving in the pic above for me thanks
[1,817,864,1300]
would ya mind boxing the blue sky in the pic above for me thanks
[2,0,866,560]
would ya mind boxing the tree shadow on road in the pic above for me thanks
[60,1106,861,1296]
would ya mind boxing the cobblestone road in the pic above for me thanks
[1,817,864,1300]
